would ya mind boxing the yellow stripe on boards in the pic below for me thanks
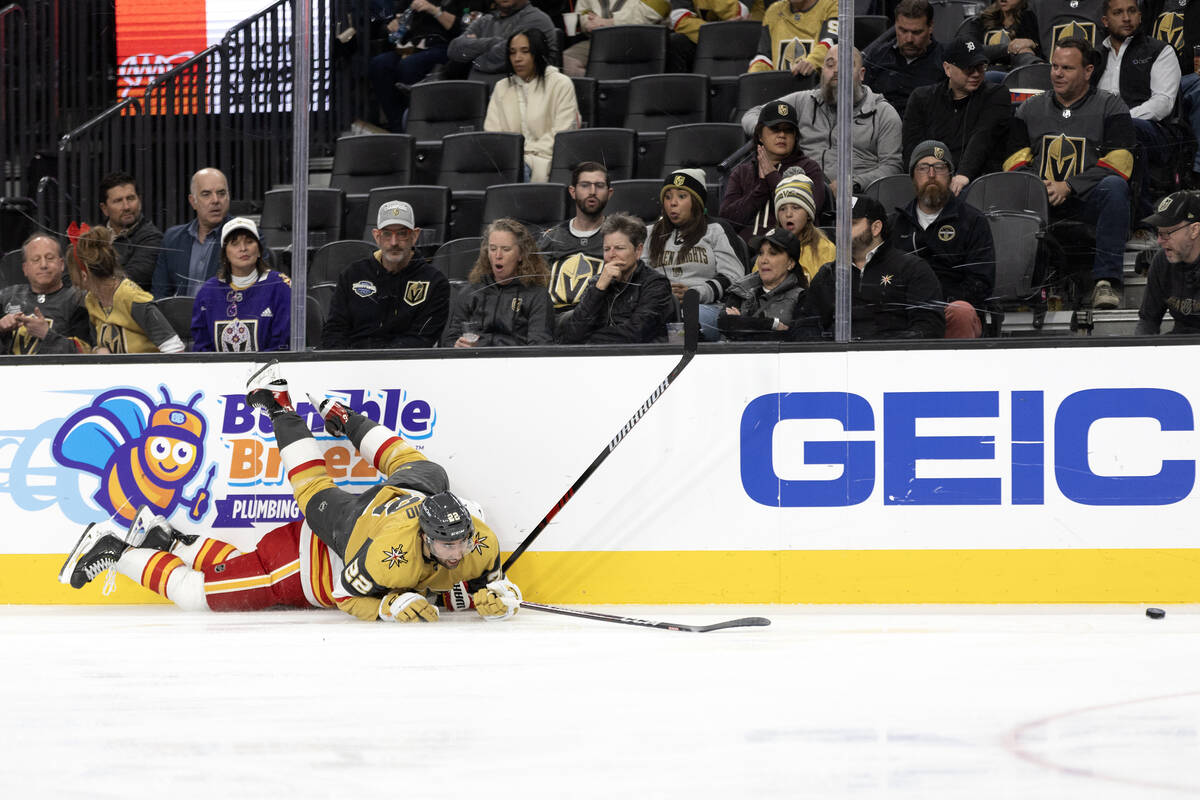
[10,549,1200,604]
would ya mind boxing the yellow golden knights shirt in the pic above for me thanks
[748,0,837,73]
[286,425,501,621]
[85,279,179,353]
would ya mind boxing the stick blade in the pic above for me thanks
[694,616,772,633]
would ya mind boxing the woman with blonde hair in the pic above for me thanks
[440,218,554,347]
[69,227,185,353]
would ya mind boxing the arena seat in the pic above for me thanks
[309,240,375,286]
[548,128,638,184]
[482,183,572,238]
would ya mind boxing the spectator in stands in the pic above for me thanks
[557,213,674,343]
[890,140,995,338]
[969,0,1042,71]
[1142,0,1200,186]
[441,218,554,346]
[1031,0,1105,54]
[720,100,826,242]
[483,29,579,182]
[447,0,558,76]
[1136,190,1200,333]
[562,0,665,77]
[321,201,449,349]
[747,0,836,75]
[666,0,750,73]
[1004,37,1134,309]
[151,168,232,299]
[1095,0,1180,235]
[771,168,836,281]
[719,227,817,340]
[902,38,1014,195]
[541,161,611,315]
[97,172,162,293]
[190,218,291,353]
[741,44,903,195]
[647,169,744,340]
[862,0,946,118]
[369,0,488,132]
[801,196,945,338]
[69,227,185,354]
[0,233,89,355]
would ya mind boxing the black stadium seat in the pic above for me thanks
[585,25,668,79]
[309,240,375,286]
[482,183,571,238]
[548,128,638,184]
[258,188,345,253]
[625,74,709,178]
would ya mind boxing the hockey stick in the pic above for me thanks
[501,289,700,573]
[519,601,771,633]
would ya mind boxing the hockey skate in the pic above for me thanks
[57,522,130,589]
[246,360,293,418]
[127,505,198,551]
[306,392,350,437]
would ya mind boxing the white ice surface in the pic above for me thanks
[2,604,1199,799]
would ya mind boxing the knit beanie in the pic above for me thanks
[661,168,708,213]
[774,167,816,219]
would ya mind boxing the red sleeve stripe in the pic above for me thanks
[141,551,185,597]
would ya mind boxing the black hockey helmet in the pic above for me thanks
[417,492,475,543]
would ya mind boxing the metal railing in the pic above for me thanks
[56,0,374,233]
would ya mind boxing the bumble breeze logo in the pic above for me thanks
[213,388,438,527]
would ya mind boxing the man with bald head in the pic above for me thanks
[0,233,90,354]
[151,168,233,298]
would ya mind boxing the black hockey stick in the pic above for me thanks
[520,601,771,633]
[501,290,700,573]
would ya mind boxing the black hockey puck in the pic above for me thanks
[1146,607,1166,619]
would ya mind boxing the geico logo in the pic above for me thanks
[740,389,1195,508]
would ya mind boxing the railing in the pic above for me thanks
[56,0,375,233]
[0,1,116,198]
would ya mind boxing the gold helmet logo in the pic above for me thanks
[1052,20,1096,45]
[933,146,945,160]
[673,175,686,186]
[404,280,430,306]
[1039,134,1086,182]
[1159,196,1174,212]
[1153,12,1185,51]
[777,103,790,116]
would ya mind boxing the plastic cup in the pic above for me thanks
[563,12,579,36]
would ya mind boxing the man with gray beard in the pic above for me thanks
[741,44,903,195]
[889,140,995,338]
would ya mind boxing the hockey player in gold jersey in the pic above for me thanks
[59,362,521,623]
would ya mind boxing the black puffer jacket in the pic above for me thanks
[719,270,817,340]
[556,261,674,344]
[440,275,554,346]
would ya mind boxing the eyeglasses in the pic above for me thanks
[913,163,951,176]
[961,62,988,74]
[1156,223,1194,241]
[576,181,608,191]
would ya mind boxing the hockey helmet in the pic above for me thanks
[419,492,475,539]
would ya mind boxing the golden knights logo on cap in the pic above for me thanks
[673,175,686,186]
[404,280,429,306]
[777,103,789,116]
[1159,196,1174,212]
[933,146,945,160]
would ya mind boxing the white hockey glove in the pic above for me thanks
[472,578,522,621]
[380,591,440,623]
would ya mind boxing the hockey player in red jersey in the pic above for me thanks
[59,362,521,623]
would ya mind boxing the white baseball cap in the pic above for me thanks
[221,217,260,245]
[376,200,416,230]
